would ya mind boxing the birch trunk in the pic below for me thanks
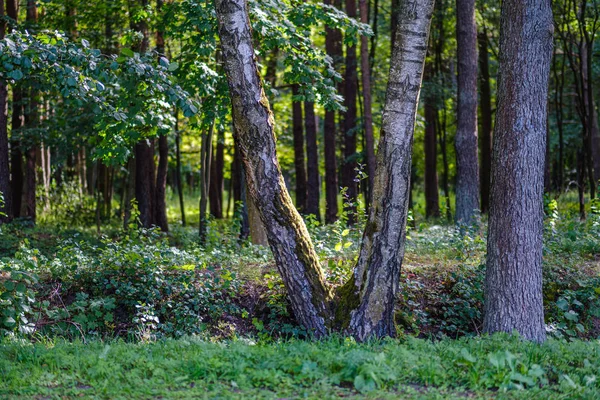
[215,0,331,337]
[347,0,435,341]
[483,0,553,343]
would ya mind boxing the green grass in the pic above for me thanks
[2,334,600,399]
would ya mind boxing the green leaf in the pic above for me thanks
[15,283,27,293]
[10,70,23,81]
[168,62,179,72]
[121,48,134,58]
[4,281,15,291]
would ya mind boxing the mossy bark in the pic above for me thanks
[215,0,332,337]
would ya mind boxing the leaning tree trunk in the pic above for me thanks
[347,0,435,341]
[483,0,553,343]
[215,0,331,337]
[454,0,480,225]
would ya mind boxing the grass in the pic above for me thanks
[2,334,600,399]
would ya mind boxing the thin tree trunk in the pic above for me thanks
[577,148,586,220]
[483,0,553,343]
[174,110,186,226]
[478,28,493,213]
[347,0,435,341]
[210,130,225,218]
[10,88,23,218]
[424,63,440,218]
[0,0,10,222]
[455,0,480,225]
[135,140,156,227]
[216,0,331,336]
[324,0,341,224]
[292,85,307,213]
[304,101,320,220]
[154,134,169,231]
[359,0,375,210]
[199,123,214,242]
[342,0,359,225]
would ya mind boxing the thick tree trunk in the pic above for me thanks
[154,134,169,231]
[216,0,331,336]
[292,85,307,213]
[324,0,342,224]
[304,101,320,220]
[359,0,376,210]
[0,0,10,222]
[424,64,440,218]
[478,29,493,213]
[483,0,553,343]
[455,0,480,225]
[347,0,434,341]
[342,0,359,225]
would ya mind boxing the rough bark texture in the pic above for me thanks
[359,0,376,209]
[424,63,440,218]
[304,101,320,220]
[10,90,23,219]
[347,0,434,341]
[0,0,10,222]
[455,0,480,225]
[483,0,553,343]
[324,0,341,224]
[342,0,359,225]
[478,29,493,213]
[215,0,331,337]
[292,85,307,213]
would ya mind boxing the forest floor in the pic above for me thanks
[1,197,600,398]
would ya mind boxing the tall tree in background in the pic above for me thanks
[342,0,359,225]
[359,0,375,209]
[0,0,10,222]
[478,26,493,213]
[7,0,22,219]
[454,0,480,225]
[323,0,341,224]
[424,61,440,218]
[304,100,320,220]
[483,0,553,343]
[292,85,307,213]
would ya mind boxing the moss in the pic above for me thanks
[332,274,360,331]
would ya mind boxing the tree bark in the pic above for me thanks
[174,110,186,226]
[483,0,553,343]
[210,130,225,219]
[324,0,342,224]
[455,0,480,225]
[342,0,359,225]
[304,101,320,220]
[478,28,493,213]
[199,123,214,242]
[215,0,332,336]
[154,134,169,231]
[292,85,307,213]
[359,0,375,210]
[424,63,440,218]
[347,0,435,341]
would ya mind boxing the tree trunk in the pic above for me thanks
[216,0,331,336]
[10,88,23,219]
[292,85,307,213]
[135,140,156,228]
[347,0,435,341]
[199,123,214,242]
[455,0,480,225]
[174,110,186,226]
[304,101,320,220]
[478,28,493,213]
[0,0,10,222]
[359,0,376,210]
[247,191,268,246]
[483,0,553,343]
[342,0,359,225]
[424,63,440,218]
[324,0,341,224]
[210,130,225,218]
[154,134,169,231]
